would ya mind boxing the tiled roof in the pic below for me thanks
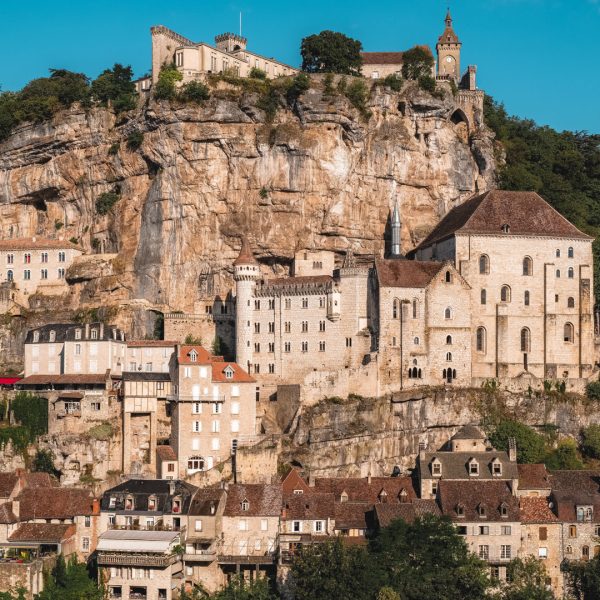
[21,472,58,489]
[375,259,445,288]
[24,323,125,344]
[122,372,171,382]
[9,523,75,543]
[518,464,551,490]
[233,237,258,266]
[361,52,404,65]
[0,502,17,524]
[189,488,225,516]
[415,190,591,249]
[549,471,600,522]
[178,345,214,365]
[438,480,520,521]
[156,445,177,462]
[18,374,109,386]
[281,468,311,495]
[224,484,282,517]
[0,238,81,251]
[313,477,417,504]
[211,361,255,383]
[127,340,177,347]
[283,493,335,520]
[333,502,369,529]
[519,497,558,523]
[451,424,486,440]
[374,500,441,527]
[100,479,197,513]
[262,275,333,287]
[0,473,18,499]
[17,488,94,520]
[418,451,518,481]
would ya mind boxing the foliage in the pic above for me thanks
[208,576,275,600]
[185,334,203,345]
[344,79,371,119]
[126,130,144,151]
[257,88,280,122]
[401,46,434,80]
[95,191,120,215]
[91,238,101,251]
[0,427,32,453]
[418,75,437,94]
[69,237,79,245]
[564,556,600,600]
[86,421,115,441]
[12,392,48,439]
[300,30,363,75]
[153,312,164,340]
[259,187,269,199]
[377,589,401,600]
[543,438,584,470]
[249,67,267,80]
[90,63,137,112]
[178,81,210,104]
[54,220,64,230]
[586,381,600,402]
[323,73,335,96]
[487,419,545,464]
[484,96,600,304]
[499,557,555,600]
[153,63,183,100]
[581,424,600,459]
[108,142,119,156]
[32,449,59,477]
[383,74,403,91]
[37,555,104,600]
[286,72,311,104]
[0,589,26,600]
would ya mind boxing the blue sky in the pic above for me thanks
[0,0,598,132]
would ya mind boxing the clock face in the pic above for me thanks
[446,56,454,63]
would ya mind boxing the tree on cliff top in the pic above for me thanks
[91,63,137,112]
[487,419,545,464]
[401,46,434,80]
[300,31,363,75]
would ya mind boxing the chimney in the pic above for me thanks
[12,500,19,520]
[85,323,90,339]
[367,468,372,485]
[418,441,427,460]
[308,472,315,488]
[92,498,100,515]
[508,438,517,462]
[99,323,104,339]
[168,480,176,496]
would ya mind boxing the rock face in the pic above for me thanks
[0,80,496,362]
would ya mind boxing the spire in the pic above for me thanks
[438,8,460,44]
[445,7,452,27]
[233,236,258,266]
[391,201,402,258]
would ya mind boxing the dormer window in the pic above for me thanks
[189,350,198,362]
[340,491,348,503]
[125,496,134,510]
[576,506,593,522]
[109,496,116,509]
[499,503,509,518]
[378,489,388,503]
[468,459,479,476]
[49,330,56,342]
[210,502,216,515]
[172,496,182,514]
[91,329,98,340]
[241,499,250,511]
[456,503,465,517]
[148,495,157,511]
[33,331,39,343]
[477,503,486,518]
[431,458,442,477]
[491,459,502,477]
[224,366,234,379]
[399,489,408,503]
[75,329,82,340]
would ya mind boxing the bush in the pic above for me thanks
[95,191,120,215]
[69,237,79,245]
[54,220,64,230]
[402,46,434,80]
[301,30,363,76]
[286,72,310,104]
[582,424,600,459]
[418,75,437,93]
[323,73,335,96]
[383,74,403,91]
[108,142,120,156]
[586,381,600,401]
[12,392,48,439]
[543,439,584,470]
[86,422,115,441]
[178,81,210,104]
[488,419,545,464]
[249,67,267,80]
[257,88,280,122]
[32,449,59,476]
[91,63,137,112]
[153,63,182,100]
[126,130,143,151]
[345,79,371,118]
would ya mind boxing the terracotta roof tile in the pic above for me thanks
[518,464,551,490]
[9,523,75,543]
[0,473,18,499]
[177,345,214,365]
[333,502,370,529]
[519,497,558,523]
[233,237,258,266]
[0,238,81,252]
[127,340,177,347]
[21,473,58,488]
[283,493,335,520]
[549,471,600,522]
[261,275,333,288]
[375,259,445,288]
[374,500,441,527]
[156,446,177,461]
[224,484,282,517]
[211,361,255,383]
[189,488,225,516]
[0,502,17,524]
[18,374,110,386]
[361,52,404,65]
[17,487,94,520]
[313,477,417,504]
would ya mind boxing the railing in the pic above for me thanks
[109,524,185,532]
[166,395,226,403]
[97,553,178,568]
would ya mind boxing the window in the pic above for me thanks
[492,461,502,476]
[564,322,574,343]
[393,299,399,319]
[568,267,574,279]
[193,402,202,414]
[568,297,575,308]
[524,290,530,306]
[469,460,479,476]
[445,270,452,283]
[446,352,452,362]
[91,329,98,340]
[84,515,91,527]
[522,256,533,276]
[184,367,191,378]
[254,300,260,310]
[444,307,452,320]
[539,527,547,541]
[319,320,326,332]
[285,298,291,309]
[501,224,510,233]
[583,546,590,560]
[231,420,240,433]
[301,321,308,333]
[212,420,220,433]
[556,269,561,278]
[431,460,442,476]
[456,504,464,517]
[91,402,100,411]
[195,519,202,532]
[6,270,12,281]
[500,545,512,560]
[6,254,13,265]
[479,526,489,535]
[500,285,511,302]
[40,268,48,279]
[501,525,512,535]
[293,520,301,532]
[301,341,308,353]
[238,519,248,531]
[254,342,261,353]
[446,335,452,345]
[520,328,531,352]
[268,322,275,333]
[568,246,574,258]
[302,298,308,309]
[319,341,326,352]
[268,363,275,373]
[75,343,81,356]
[499,503,508,517]
[268,342,274,353]
[212,403,222,415]
[556,249,561,258]
[41,252,48,263]
[261,519,268,531]
[192,421,201,433]
[284,342,291,353]
[284,322,291,333]
[345,337,352,347]
[58,268,65,279]
[412,299,418,319]
[212,438,220,450]
[24,253,31,264]
[58,251,65,262]
[414,337,420,346]
[314,520,324,533]
[82,537,90,552]
[478,545,489,560]
[538,547,548,559]
[476,327,486,353]
[23,269,30,280]
[370,71,380,79]
[479,255,490,274]
[254,323,260,334]
[569,525,577,538]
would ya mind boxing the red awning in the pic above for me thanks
[0,378,21,385]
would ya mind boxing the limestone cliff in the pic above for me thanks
[0,79,496,365]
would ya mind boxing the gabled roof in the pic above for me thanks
[211,361,255,383]
[283,492,335,520]
[223,484,282,517]
[418,451,518,480]
[189,488,226,516]
[9,523,75,544]
[17,488,94,520]
[0,238,81,252]
[25,323,125,344]
[518,464,551,490]
[281,468,311,495]
[549,471,600,521]
[361,52,404,65]
[375,259,445,288]
[333,502,369,529]
[100,479,197,513]
[520,497,558,524]
[178,345,214,365]
[156,445,177,462]
[415,191,592,250]
[313,477,418,504]
[0,473,18,499]
[374,500,441,527]
[18,374,109,386]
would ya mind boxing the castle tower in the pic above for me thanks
[391,201,402,258]
[233,237,260,372]
[436,9,461,81]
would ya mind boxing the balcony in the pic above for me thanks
[183,548,217,562]
[97,552,178,568]
[166,395,225,403]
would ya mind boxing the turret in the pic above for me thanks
[233,237,260,372]
[391,201,402,258]
[436,9,462,81]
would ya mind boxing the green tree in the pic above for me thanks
[91,63,137,112]
[37,555,103,600]
[178,81,210,104]
[499,557,555,600]
[377,588,402,600]
[401,46,434,80]
[209,576,275,600]
[154,63,183,100]
[32,449,59,477]
[543,439,584,470]
[11,392,48,439]
[300,31,363,75]
[586,382,600,402]
[249,67,267,80]
[581,424,600,459]
[564,556,600,600]
[488,419,545,464]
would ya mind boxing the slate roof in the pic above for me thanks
[17,488,94,520]
[415,190,591,250]
[361,52,404,65]
[233,237,258,266]
[189,488,226,516]
[374,500,441,527]
[518,464,551,490]
[313,476,417,504]
[9,523,75,544]
[18,374,109,386]
[549,471,600,522]
[418,451,518,480]
[122,372,171,382]
[24,323,125,344]
[520,497,559,524]
[0,238,81,252]
[100,479,197,514]
[224,484,282,517]
[438,480,520,521]
[283,493,335,520]
[375,259,446,288]
[451,424,486,440]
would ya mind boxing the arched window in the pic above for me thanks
[444,307,452,320]
[583,546,590,560]
[446,335,452,345]
[522,256,533,276]
[568,267,574,279]
[568,247,574,258]
[479,255,489,275]
[556,269,561,278]
[445,271,452,283]
[556,249,561,258]
[412,299,418,319]
[393,299,399,319]
[481,289,487,305]
[520,328,531,352]
[446,352,452,362]
[564,322,574,343]
[452,369,457,379]
[408,369,413,379]
[417,368,422,379]
[524,291,530,306]
[476,327,486,353]
[412,367,419,378]
[568,297,575,308]
[443,369,447,379]
[6,270,13,282]
[501,285,511,302]
[501,224,510,234]
[414,337,420,345]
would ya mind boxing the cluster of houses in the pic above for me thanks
[0,426,597,598]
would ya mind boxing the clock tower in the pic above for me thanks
[436,9,461,81]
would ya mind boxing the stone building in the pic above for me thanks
[138,26,297,92]
[361,51,405,80]
[436,10,461,80]
[412,190,596,388]
[0,238,82,305]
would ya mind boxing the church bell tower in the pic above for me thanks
[436,9,461,81]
